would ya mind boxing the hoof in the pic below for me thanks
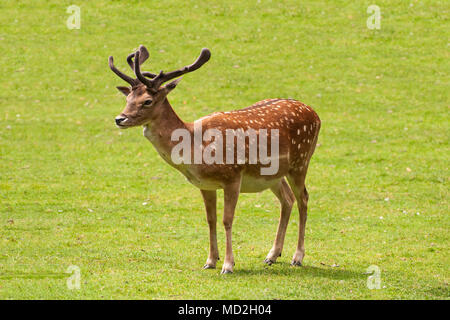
[264,258,274,266]
[291,260,302,267]
[203,264,216,269]
[221,269,233,274]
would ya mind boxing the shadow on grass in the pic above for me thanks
[0,272,67,280]
[235,263,366,280]
[421,285,449,299]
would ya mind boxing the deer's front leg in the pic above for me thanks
[200,189,219,269]
[221,180,241,274]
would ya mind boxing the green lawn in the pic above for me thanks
[0,0,448,299]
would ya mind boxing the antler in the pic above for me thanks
[109,45,156,86]
[134,50,154,88]
[108,55,136,86]
[133,47,211,90]
[110,46,210,88]
[126,47,156,78]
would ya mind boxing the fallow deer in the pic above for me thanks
[109,45,321,274]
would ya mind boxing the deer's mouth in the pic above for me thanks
[115,116,132,128]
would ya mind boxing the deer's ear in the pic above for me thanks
[116,86,131,96]
[164,77,182,93]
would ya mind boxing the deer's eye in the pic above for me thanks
[143,99,153,106]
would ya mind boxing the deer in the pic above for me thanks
[109,45,321,274]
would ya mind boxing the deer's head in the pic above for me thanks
[109,45,211,128]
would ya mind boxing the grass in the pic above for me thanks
[0,0,448,299]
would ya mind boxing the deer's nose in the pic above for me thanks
[115,116,127,125]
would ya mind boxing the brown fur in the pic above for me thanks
[110,46,321,273]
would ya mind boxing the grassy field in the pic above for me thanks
[0,0,448,299]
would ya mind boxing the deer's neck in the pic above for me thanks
[143,98,188,165]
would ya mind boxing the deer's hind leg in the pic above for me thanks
[287,170,309,267]
[287,124,319,266]
[264,178,295,265]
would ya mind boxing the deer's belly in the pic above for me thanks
[183,174,279,192]
[240,175,280,193]
[181,169,223,190]
[179,168,280,192]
